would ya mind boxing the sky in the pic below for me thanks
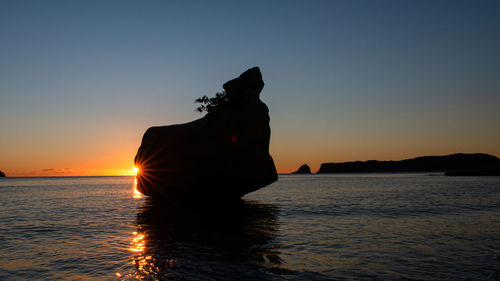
[0,0,499,176]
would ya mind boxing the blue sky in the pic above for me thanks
[0,0,499,175]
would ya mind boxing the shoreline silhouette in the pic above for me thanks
[314,153,500,176]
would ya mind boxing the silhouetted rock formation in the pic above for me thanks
[0,170,5,177]
[317,153,500,176]
[292,164,311,174]
[134,67,278,201]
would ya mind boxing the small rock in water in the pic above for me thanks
[292,164,311,174]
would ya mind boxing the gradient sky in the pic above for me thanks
[1,0,499,176]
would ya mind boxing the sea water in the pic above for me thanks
[0,174,499,280]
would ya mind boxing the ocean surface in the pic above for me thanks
[0,174,499,280]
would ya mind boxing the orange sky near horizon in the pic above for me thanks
[2,123,499,177]
[1,94,500,177]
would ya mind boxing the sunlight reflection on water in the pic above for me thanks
[133,178,143,199]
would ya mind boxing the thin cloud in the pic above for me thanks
[41,168,74,174]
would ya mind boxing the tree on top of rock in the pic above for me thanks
[194,91,228,113]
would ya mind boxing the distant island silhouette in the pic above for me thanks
[292,164,311,174]
[134,67,278,201]
[317,153,500,176]
[0,170,5,177]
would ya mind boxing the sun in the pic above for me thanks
[128,166,139,176]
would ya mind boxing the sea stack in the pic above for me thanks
[0,170,5,177]
[134,67,278,201]
[292,164,311,174]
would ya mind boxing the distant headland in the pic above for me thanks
[0,170,5,177]
[313,153,500,176]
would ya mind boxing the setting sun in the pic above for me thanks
[127,166,139,176]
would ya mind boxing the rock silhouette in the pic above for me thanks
[317,153,500,175]
[134,67,278,201]
[0,170,5,177]
[292,164,311,174]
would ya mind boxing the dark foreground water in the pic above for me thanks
[0,174,499,280]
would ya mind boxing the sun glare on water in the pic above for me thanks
[133,177,143,199]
